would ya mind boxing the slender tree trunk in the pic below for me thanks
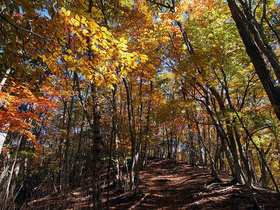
[61,95,74,197]
[4,134,23,207]
[0,68,10,90]
[198,87,237,179]
[207,86,246,184]
[143,81,153,168]
[91,84,102,209]
[74,71,103,208]
[162,124,166,159]
[0,68,11,155]
[107,85,117,209]
[194,118,220,180]
[134,76,144,196]
[260,147,269,188]
[72,114,85,188]
[188,124,196,166]
[174,132,179,162]
[123,78,136,192]
[0,132,7,156]
[58,100,67,193]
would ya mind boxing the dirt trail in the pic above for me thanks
[110,159,279,209]
[24,159,279,209]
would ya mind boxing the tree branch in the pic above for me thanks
[0,14,63,46]
[146,0,173,9]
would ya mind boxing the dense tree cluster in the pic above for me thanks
[0,0,279,209]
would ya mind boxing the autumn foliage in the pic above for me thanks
[0,0,280,208]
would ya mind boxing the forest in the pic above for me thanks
[0,0,280,209]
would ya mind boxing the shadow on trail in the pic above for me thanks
[110,159,279,210]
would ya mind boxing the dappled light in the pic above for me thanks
[0,0,280,209]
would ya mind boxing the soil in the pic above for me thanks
[109,159,280,210]
[24,159,280,209]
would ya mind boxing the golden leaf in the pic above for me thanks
[82,29,88,36]
[101,26,107,32]
[87,74,93,80]
[62,7,71,16]
[81,16,87,25]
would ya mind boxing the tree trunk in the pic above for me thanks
[260,148,269,188]
[61,95,74,197]
[0,68,11,155]
[91,84,102,209]
[227,0,280,121]
[194,118,220,180]
[134,76,144,196]
[75,72,102,209]
[107,84,117,209]
[123,78,137,192]
[188,124,196,167]
[0,132,7,156]
[4,134,23,208]
[143,81,153,168]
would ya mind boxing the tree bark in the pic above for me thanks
[143,81,153,167]
[107,84,117,209]
[74,72,103,209]
[227,0,280,121]
[0,68,11,155]
[4,134,23,206]
[123,78,137,192]
[194,118,220,180]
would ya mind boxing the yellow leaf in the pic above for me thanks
[81,16,87,25]
[70,18,80,27]
[41,55,47,62]
[61,7,66,14]
[74,20,80,27]
[103,31,112,40]
[140,54,148,62]
[108,83,114,89]
[117,43,128,51]
[114,61,119,68]
[62,7,71,16]
[65,11,71,16]
[75,14,80,21]
[91,45,97,51]
[82,29,88,36]
[87,74,93,80]
[101,26,107,32]
[120,37,128,44]
[89,20,99,30]
[131,61,138,69]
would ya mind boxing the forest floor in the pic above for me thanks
[24,159,280,209]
